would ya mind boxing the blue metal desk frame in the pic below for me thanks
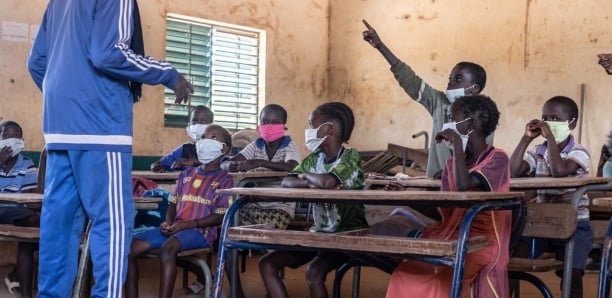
[212,188,522,298]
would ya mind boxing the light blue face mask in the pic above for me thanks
[195,138,225,164]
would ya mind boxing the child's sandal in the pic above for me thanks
[4,276,20,295]
[184,280,205,295]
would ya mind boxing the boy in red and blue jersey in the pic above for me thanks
[126,125,233,298]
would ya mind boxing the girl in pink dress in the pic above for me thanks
[386,95,511,298]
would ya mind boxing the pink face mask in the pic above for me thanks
[258,124,285,142]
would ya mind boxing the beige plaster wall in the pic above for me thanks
[328,0,612,172]
[0,0,329,156]
[2,1,611,173]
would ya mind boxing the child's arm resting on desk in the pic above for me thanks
[282,173,340,189]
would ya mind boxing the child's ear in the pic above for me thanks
[471,84,481,95]
[569,118,577,129]
[222,143,231,154]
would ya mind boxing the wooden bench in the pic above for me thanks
[142,247,213,298]
[0,224,40,242]
[508,203,577,297]
[228,225,489,257]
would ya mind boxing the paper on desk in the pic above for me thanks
[366,172,429,180]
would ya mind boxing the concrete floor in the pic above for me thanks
[0,255,604,298]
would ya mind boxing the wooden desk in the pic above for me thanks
[213,187,523,298]
[365,177,441,190]
[0,192,162,298]
[509,177,612,298]
[228,170,287,187]
[0,192,44,209]
[0,193,161,210]
[132,170,179,184]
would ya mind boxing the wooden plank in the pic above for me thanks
[508,257,564,272]
[0,225,40,241]
[228,171,287,181]
[228,226,488,257]
[132,170,180,182]
[386,143,428,170]
[510,177,612,189]
[217,187,523,202]
[365,178,441,190]
[521,203,576,239]
[592,197,612,208]
[592,220,609,243]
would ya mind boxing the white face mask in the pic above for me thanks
[445,85,476,103]
[0,138,24,157]
[186,124,209,141]
[440,118,472,152]
[304,122,332,152]
[195,138,225,165]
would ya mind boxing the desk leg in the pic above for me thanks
[72,220,92,298]
[451,200,520,298]
[569,182,612,298]
[213,197,247,298]
[562,236,575,298]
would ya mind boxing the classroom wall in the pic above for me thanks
[328,0,612,172]
[0,0,329,156]
[1,1,611,173]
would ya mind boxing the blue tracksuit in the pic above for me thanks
[27,0,180,297]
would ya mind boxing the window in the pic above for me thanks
[163,14,265,130]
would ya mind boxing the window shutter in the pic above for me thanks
[163,15,261,130]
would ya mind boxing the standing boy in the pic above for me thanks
[27,1,193,297]
[362,20,490,178]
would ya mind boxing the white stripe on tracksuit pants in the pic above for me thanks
[38,150,134,298]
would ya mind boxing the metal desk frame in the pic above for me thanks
[213,188,523,298]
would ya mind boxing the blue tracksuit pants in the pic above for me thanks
[38,150,134,298]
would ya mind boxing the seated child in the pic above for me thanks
[509,95,591,298]
[258,102,368,298]
[126,124,233,298]
[221,104,301,230]
[0,121,39,297]
[150,105,214,172]
[385,95,512,298]
[362,19,491,178]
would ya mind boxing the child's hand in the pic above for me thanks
[0,146,12,165]
[173,74,195,104]
[160,220,173,235]
[524,119,542,139]
[435,129,461,150]
[362,20,382,48]
[533,120,554,141]
[150,162,166,173]
[598,54,612,75]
